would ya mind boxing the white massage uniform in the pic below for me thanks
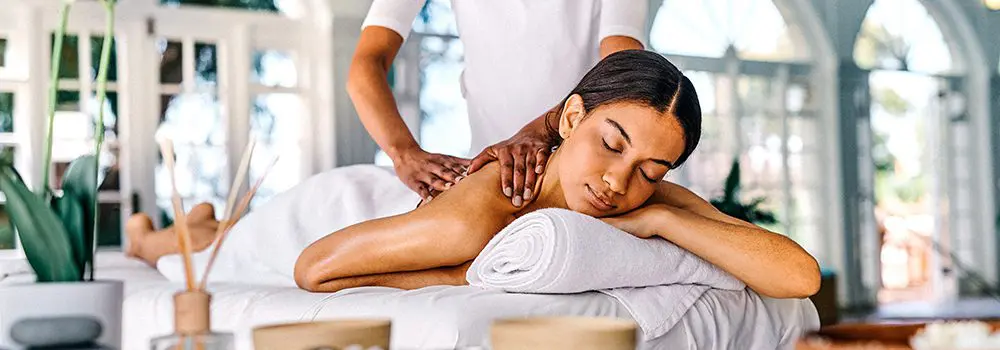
[362,0,648,154]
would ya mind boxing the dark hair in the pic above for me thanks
[547,50,702,168]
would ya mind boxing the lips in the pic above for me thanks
[585,184,616,211]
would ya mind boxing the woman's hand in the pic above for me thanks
[600,204,671,239]
[392,146,469,200]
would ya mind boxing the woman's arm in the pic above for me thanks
[294,163,516,292]
[303,261,472,292]
[606,182,821,299]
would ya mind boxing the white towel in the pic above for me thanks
[466,208,746,339]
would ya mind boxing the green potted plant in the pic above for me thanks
[0,1,123,348]
[709,158,778,226]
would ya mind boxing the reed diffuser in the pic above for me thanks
[150,138,275,350]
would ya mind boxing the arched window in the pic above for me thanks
[853,0,955,74]
[650,0,808,61]
[0,0,322,250]
[852,0,975,303]
[650,0,826,258]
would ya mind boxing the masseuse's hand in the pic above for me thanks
[468,130,551,207]
[393,146,469,200]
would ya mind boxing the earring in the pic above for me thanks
[550,145,559,152]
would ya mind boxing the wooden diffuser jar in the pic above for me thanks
[173,290,211,335]
[149,290,233,350]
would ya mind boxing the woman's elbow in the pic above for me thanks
[755,257,821,299]
[294,259,322,292]
[294,249,334,292]
[779,259,822,299]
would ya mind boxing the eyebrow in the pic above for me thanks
[605,118,676,169]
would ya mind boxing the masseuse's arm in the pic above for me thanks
[599,0,648,58]
[606,182,821,299]
[294,163,517,292]
[349,19,467,199]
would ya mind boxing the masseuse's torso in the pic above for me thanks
[451,0,604,154]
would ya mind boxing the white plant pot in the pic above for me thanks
[0,280,123,349]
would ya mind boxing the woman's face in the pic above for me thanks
[555,96,687,217]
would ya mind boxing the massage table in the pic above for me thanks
[3,251,818,349]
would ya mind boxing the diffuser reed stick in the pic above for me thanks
[198,156,278,289]
[158,139,196,291]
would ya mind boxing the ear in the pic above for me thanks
[558,94,586,140]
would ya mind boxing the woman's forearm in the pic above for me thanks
[305,262,471,293]
[655,207,820,298]
[294,213,479,292]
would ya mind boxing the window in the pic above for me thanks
[0,90,13,249]
[0,29,22,250]
[853,0,955,75]
[650,0,824,255]
[49,34,124,246]
[853,0,974,303]
[159,0,302,17]
[0,38,6,68]
[152,23,308,221]
[249,50,303,207]
[650,0,808,61]
[154,40,228,221]
[0,0,321,250]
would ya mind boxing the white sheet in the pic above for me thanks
[158,165,420,286]
[2,252,819,349]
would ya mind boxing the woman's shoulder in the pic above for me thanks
[414,162,519,235]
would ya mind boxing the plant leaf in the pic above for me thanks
[722,158,741,203]
[61,155,97,211]
[0,165,79,282]
[53,192,86,278]
[753,211,779,225]
[60,155,98,277]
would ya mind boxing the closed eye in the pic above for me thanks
[639,169,658,184]
[602,139,621,154]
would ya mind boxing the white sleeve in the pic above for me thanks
[361,0,426,41]
[599,0,649,48]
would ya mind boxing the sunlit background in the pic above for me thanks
[2,0,1000,322]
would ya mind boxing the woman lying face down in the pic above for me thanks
[126,50,821,299]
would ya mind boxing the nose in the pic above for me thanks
[602,166,630,195]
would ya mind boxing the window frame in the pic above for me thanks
[0,0,328,255]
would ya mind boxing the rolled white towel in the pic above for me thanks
[467,208,745,293]
[467,208,749,339]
